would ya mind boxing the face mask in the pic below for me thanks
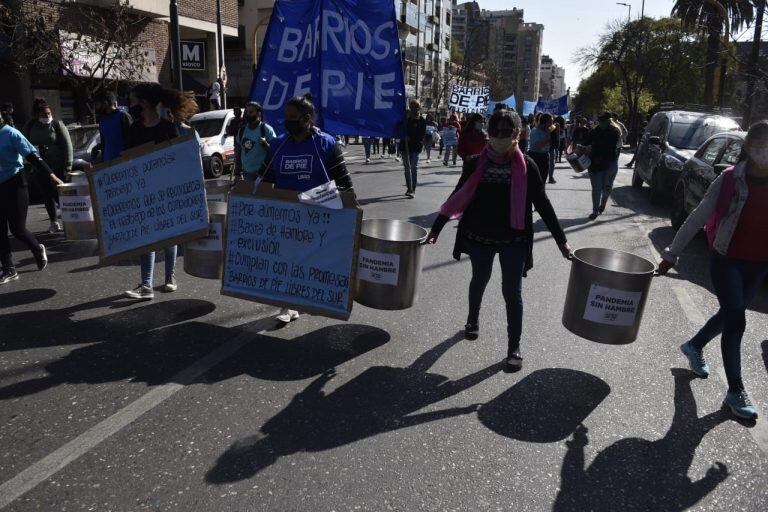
[129,105,142,120]
[489,136,514,154]
[474,121,483,131]
[39,116,52,125]
[410,108,420,116]
[599,120,609,129]
[284,119,303,137]
[246,115,259,125]
[747,145,768,167]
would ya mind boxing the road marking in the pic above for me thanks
[0,319,272,510]
[671,286,706,325]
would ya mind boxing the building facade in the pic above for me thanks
[539,54,565,100]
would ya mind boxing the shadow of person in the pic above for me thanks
[205,332,502,483]
[478,368,611,443]
[553,369,730,511]
[0,288,56,308]
[763,340,768,375]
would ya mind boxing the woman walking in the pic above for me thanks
[1,115,62,284]
[23,100,73,233]
[441,115,461,166]
[658,121,768,421]
[426,109,571,372]
[122,84,196,300]
[528,114,552,187]
[457,113,489,161]
[263,94,355,324]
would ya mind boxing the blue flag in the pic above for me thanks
[249,0,406,137]
[486,94,517,116]
[522,100,537,116]
[534,94,569,116]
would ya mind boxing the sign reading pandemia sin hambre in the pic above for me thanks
[250,0,406,137]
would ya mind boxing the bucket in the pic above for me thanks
[184,201,226,279]
[58,183,97,240]
[68,171,88,185]
[205,178,231,203]
[354,219,428,310]
[562,248,655,344]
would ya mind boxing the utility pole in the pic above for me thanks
[169,0,183,90]
[215,0,226,109]
[415,0,421,98]
[744,0,765,127]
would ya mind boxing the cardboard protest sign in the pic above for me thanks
[221,181,362,321]
[250,0,406,137]
[86,133,209,265]
[448,85,490,114]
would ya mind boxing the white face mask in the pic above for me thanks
[489,136,514,154]
[747,145,768,168]
[39,116,52,125]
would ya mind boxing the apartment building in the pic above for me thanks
[540,54,566,100]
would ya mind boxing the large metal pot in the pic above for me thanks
[57,183,97,240]
[183,201,226,279]
[562,248,655,344]
[354,219,428,310]
[205,178,231,203]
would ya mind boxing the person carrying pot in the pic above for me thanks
[261,94,355,324]
[425,108,571,372]
[0,114,61,284]
[658,120,768,421]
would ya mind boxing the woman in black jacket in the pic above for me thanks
[426,109,571,372]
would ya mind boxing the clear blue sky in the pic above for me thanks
[476,0,759,94]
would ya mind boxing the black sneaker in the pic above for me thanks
[548,178,556,184]
[0,269,19,285]
[588,212,599,221]
[35,244,48,270]
[464,323,479,340]
[504,350,523,373]
[124,285,154,300]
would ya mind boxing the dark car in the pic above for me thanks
[632,111,740,204]
[669,130,746,230]
[68,124,101,171]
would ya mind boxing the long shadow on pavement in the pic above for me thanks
[0,288,56,309]
[205,332,501,483]
[553,369,730,511]
[763,340,768,375]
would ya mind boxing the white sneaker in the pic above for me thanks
[124,285,154,300]
[276,308,300,323]
[426,159,431,163]
[365,158,370,163]
[380,154,385,159]
[395,157,401,162]
[48,221,61,234]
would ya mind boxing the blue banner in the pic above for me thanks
[249,0,406,137]
[522,100,537,116]
[534,95,569,116]
[486,94,517,116]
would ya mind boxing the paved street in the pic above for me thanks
[1,146,767,511]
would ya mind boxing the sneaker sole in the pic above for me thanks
[0,275,20,285]
[724,400,758,420]
[680,343,709,378]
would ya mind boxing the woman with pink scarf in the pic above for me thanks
[425,109,571,373]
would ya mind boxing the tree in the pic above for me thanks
[0,0,156,120]
[672,0,754,106]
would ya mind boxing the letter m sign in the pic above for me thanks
[181,41,206,71]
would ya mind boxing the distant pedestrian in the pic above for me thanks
[458,113,488,161]
[528,113,552,187]
[548,120,559,183]
[556,117,566,163]
[93,90,133,162]
[424,114,438,163]
[582,111,621,220]
[0,115,61,284]
[519,117,530,154]
[372,137,380,156]
[658,120,768,421]
[362,136,373,163]
[235,101,275,180]
[438,117,447,156]
[1,102,16,128]
[441,114,461,166]
[425,108,571,372]
[208,79,222,110]
[400,100,427,198]
[23,100,72,234]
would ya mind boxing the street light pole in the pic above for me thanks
[215,0,226,109]
[616,2,631,24]
[169,0,183,90]
[744,0,765,126]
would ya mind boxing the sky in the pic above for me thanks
[476,0,760,94]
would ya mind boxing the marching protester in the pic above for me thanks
[1,114,61,284]
[262,94,354,324]
[528,113,552,187]
[458,113,489,161]
[582,111,621,220]
[372,137,381,158]
[423,114,438,163]
[234,101,275,180]
[658,120,768,420]
[23,100,73,233]
[519,117,530,154]
[362,136,374,163]
[122,83,193,300]
[425,108,571,372]
[548,119,559,183]
[400,100,427,198]
[571,117,590,148]
[441,114,461,166]
[438,116,447,157]
[93,90,133,162]
[208,78,222,111]
[556,117,567,163]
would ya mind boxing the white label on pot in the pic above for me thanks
[189,222,222,251]
[60,195,94,222]
[358,249,400,286]
[206,193,226,203]
[583,284,643,326]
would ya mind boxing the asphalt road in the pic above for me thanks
[1,145,767,511]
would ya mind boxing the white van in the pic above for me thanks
[189,109,237,178]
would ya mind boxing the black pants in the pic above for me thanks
[529,151,550,188]
[35,166,65,222]
[1,173,42,271]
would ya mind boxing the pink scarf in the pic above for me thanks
[438,146,527,230]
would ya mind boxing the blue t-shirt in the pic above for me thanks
[529,127,551,154]
[0,125,36,184]
[238,122,276,176]
[267,130,337,192]
[98,110,126,161]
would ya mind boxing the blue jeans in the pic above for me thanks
[466,242,527,356]
[140,246,178,287]
[443,144,457,165]
[690,253,768,392]
[587,160,619,213]
[548,147,557,180]
[403,151,419,191]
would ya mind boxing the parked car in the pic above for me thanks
[632,111,740,204]
[68,124,101,171]
[669,130,746,230]
[189,109,236,178]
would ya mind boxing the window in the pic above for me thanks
[720,139,743,165]
[446,12,451,25]
[699,138,727,165]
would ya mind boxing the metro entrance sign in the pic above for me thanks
[181,41,206,71]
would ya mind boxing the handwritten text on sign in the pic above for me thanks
[448,85,490,114]
[582,284,642,326]
[90,137,208,258]
[223,194,358,317]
